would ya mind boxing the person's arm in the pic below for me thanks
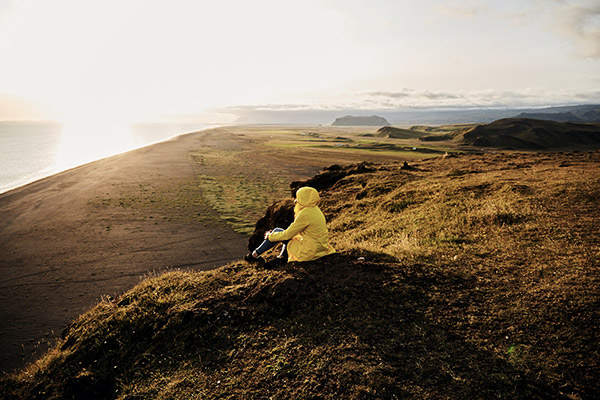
[268,212,309,242]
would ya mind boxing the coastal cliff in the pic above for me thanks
[2,151,599,399]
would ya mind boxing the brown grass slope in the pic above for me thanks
[459,118,600,150]
[376,126,425,139]
[1,151,599,399]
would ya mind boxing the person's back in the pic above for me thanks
[280,199,332,262]
[245,186,335,265]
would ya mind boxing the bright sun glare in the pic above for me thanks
[54,119,136,171]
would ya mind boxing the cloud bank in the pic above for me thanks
[551,0,600,58]
[224,88,600,113]
[215,87,600,124]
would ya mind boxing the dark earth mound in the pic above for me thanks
[418,133,456,141]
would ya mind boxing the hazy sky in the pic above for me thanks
[0,0,599,123]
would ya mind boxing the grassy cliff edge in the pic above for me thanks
[2,151,599,399]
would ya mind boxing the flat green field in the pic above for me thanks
[190,125,454,234]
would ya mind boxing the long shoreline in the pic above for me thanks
[0,123,417,373]
[0,127,247,373]
[0,124,219,196]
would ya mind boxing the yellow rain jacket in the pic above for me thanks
[268,187,335,262]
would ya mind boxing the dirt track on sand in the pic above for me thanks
[0,129,248,373]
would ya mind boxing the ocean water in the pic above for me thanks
[0,121,208,194]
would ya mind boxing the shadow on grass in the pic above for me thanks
[253,251,565,399]
[1,252,570,399]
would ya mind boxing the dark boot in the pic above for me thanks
[244,253,265,267]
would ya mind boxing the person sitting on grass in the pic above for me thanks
[245,186,335,267]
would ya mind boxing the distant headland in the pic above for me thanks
[332,115,390,126]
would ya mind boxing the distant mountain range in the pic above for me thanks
[514,104,600,123]
[233,104,600,125]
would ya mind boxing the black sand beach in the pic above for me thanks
[0,129,250,372]
[0,124,413,373]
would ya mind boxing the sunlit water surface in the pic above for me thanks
[0,121,208,194]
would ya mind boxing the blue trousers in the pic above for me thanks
[255,228,289,256]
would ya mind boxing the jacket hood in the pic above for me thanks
[295,187,320,207]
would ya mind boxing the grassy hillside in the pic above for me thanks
[459,118,600,150]
[376,126,425,139]
[2,151,599,399]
